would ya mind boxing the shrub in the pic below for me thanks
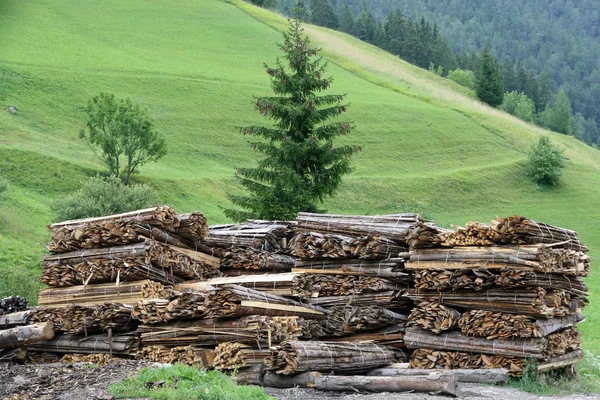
[525,136,565,186]
[447,69,475,89]
[502,91,536,122]
[53,175,159,221]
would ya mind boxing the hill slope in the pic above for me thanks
[0,0,599,350]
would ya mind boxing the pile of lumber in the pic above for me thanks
[404,216,588,375]
[0,210,591,394]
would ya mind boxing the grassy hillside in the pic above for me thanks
[0,0,599,354]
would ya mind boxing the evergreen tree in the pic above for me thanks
[338,5,355,35]
[310,0,338,29]
[502,59,517,93]
[383,9,406,56]
[536,72,554,111]
[355,9,377,43]
[225,13,359,221]
[475,47,504,106]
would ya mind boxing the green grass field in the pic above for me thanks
[0,0,599,358]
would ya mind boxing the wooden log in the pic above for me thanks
[537,349,584,371]
[235,365,265,386]
[404,327,546,358]
[0,321,54,349]
[0,310,35,328]
[261,371,458,396]
[366,367,509,384]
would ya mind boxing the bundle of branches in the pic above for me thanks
[327,324,406,347]
[41,241,221,287]
[132,299,171,324]
[495,270,588,297]
[303,291,409,310]
[408,245,589,276]
[404,288,566,317]
[291,233,407,261]
[28,331,139,355]
[292,274,404,298]
[203,285,326,319]
[296,318,330,339]
[214,342,271,370]
[290,232,365,259]
[490,216,586,251]
[30,303,137,335]
[0,295,27,315]
[413,269,496,291]
[405,223,449,249]
[174,213,209,243]
[221,247,295,271]
[203,221,293,252]
[293,258,407,281]
[408,302,461,334]
[38,280,166,307]
[459,311,583,339]
[327,306,407,336]
[164,290,207,320]
[140,345,171,363]
[168,346,215,367]
[138,315,301,347]
[61,353,113,365]
[405,327,546,358]
[47,206,181,253]
[265,341,402,374]
[409,348,525,375]
[544,328,582,357]
[295,212,423,243]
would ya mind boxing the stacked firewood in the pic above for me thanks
[0,210,591,393]
[404,216,588,375]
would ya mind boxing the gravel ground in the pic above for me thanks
[1,360,599,400]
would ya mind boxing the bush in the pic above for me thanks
[53,176,159,221]
[502,91,536,122]
[447,69,475,89]
[525,136,565,186]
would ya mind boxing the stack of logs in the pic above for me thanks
[404,215,588,375]
[0,211,591,395]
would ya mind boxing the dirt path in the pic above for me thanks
[1,360,598,400]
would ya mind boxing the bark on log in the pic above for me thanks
[261,371,458,396]
[0,322,54,349]
[0,310,35,328]
[366,367,508,384]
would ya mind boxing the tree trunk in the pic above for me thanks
[0,322,54,349]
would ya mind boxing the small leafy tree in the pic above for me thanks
[53,176,159,221]
[475,47,504,106]
[225,7,359,221]
[447,69,475,89]
[539,90,574,135]
[428,63,444,76]
[501,91,535,122]
[80,93,167,184]
[525,137,565,186]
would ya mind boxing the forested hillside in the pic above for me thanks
[325,0,600,145]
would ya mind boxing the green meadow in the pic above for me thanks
[0,0,599,357]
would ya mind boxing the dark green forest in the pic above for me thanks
[279,0,600,146]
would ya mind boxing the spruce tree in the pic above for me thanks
[224,11,359,221]
[310,0,338,29]
[475,47,504,106]
[338,5,356,35]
